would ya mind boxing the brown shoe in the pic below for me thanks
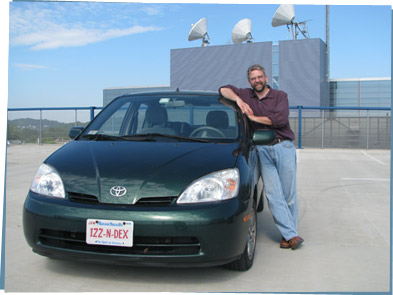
[280,238,291,249]
[288,236,304,250]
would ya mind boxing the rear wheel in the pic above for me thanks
[257,191,264,212]
[225,201,257,271]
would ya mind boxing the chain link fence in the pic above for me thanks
[7,106,391,149]
[289,107,391,149]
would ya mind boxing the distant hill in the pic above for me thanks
[7,118,89,144]
[10,118,72,129]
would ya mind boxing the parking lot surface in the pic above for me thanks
[4,144,391,293]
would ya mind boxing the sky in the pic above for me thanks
[6,1,392,110]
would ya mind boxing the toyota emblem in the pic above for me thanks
[110,186,127,197]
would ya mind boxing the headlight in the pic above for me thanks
[177,168,239,204]
[30,163,65,198]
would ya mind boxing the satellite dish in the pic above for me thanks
[188,17,210,46]
[272,4,295,28]
[272,4,310,39]
[232,18,254,44]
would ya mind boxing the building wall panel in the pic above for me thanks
[170,42,273,91]
[279,38,328,107]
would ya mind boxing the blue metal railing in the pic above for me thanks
[7,106,102,122]
[7,105,391,149]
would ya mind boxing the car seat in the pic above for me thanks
[139,105,177,135]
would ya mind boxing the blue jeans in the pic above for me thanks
[257,140,298,241]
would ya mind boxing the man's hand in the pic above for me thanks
[220,87,253,115]
[219,86,275,127]
[236,98,254,116]
[219,86,254,116]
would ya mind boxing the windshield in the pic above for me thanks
[81,93,240,143]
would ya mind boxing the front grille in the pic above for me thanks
[135,197,177,206]
[68,193,177,207]
[38,229,201,255]
[68,192,99,204]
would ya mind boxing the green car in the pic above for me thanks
[23,91,274,271]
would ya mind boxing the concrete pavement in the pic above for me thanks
[4,144,391,293]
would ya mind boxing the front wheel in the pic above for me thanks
[225,201,257,271]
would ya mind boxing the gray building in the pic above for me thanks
[170,41,273,92]
[330,77,391,108]
[103,39,389,110]
[278,39,329,107]
[170,38,328,107]
[103,85,170,106]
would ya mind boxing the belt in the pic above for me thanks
[271,138,286,145]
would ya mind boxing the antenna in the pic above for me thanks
[272,4,310,40]
[232,18,254,44]
[188,17,210,46]
[272,4,295,28]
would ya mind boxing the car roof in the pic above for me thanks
[116,90,219,99]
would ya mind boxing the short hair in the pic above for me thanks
[247,64,267,80]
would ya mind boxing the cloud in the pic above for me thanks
[140,5,164,16]
[14,63,48,70]
[9,2,164,50]
[12,25,162,50]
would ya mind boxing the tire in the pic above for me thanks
[257,189,264,212]
[225,201,257,271]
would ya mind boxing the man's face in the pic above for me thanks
[248,70,268,93]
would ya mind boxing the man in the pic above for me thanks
[219,64,303,250]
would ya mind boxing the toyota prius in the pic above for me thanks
[23,91,274,271]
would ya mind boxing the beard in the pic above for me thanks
[252,82,266,93]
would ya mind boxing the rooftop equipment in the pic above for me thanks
[272,4,310,39]
[188,17,210,46]
[232,18,254,44]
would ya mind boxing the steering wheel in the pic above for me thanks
[189,126,225,138]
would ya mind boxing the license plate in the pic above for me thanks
[86,219,134,247]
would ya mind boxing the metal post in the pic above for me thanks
[326,5,330,82]
[39,109,42,145]
[366,110,370,149]
[298,106,302,149]
[90,107,96,122]
[322,110,325,148]
[75,109,78,126]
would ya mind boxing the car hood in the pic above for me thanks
[45,140,240,205]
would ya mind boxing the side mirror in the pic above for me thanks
[252,129,275,145]
[69,126,84,139]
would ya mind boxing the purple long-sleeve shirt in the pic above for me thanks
[219,84,295,141]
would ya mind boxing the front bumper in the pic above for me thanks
[23,192,252,268]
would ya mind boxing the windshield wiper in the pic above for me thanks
[81,133,210,143]
[81,133,122,141]
[122,133,210,143]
